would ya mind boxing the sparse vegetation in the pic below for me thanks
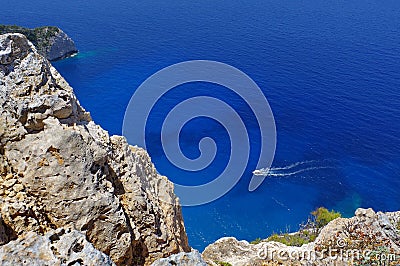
[215,261,232,266]
[267,232,310,246]
[260,207,341,247]
[250,237,262,244]
[302,229,317,242]
[311,207,341,228]
[0,24,60,53]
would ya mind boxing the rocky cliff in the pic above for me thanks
[0,33,190,265]
[0,25,78,61]
[202,208,400,265]
[1,32,399,266]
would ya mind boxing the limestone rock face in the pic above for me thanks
[151,250,207,266]
[203,209,400,266]
[0,33,189,265]
[0,228,116,266]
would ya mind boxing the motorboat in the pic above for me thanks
[252,168,269,176]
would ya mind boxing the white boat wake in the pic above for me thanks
[268,166,332,176]
[252,160,333,177]
[269,160,318,170]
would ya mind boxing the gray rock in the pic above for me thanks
[46,29,78,61]
[0,228,116,266]
[0,25,77,61]
[355,207,376,222]
[0,33,190,265]
[151,250,207,266]
[385,211,400,228]
[377,211,400,246]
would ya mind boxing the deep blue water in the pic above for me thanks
[3,0,400,251]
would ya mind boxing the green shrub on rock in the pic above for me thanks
[311,207,341,228]
[250,237,262,244]
[267,232,310,247]
[215,261,232,266]
[260,207,341,247]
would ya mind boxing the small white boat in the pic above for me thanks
[252,168,269,176]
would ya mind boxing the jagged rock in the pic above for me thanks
[203,237,270,265]
[203,209,400,266]
[0,228,116,266]
[202,237,316,266]
[314,208,400,257]
[0,33,190,265]
[386,211,400,229]
[0,25,78,60]
[151,250,207,266]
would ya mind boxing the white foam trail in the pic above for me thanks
[252,160,335,178]
[270,160,319,171]
[268,166,332,177]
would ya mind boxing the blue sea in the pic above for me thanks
[4,0,400,250]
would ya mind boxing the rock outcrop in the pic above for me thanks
[0,33,190,265]
[0,228,116,266]
[0,25,78,60]
[151,250,207,266]
[203,208,400,265]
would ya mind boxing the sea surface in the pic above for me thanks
[3,0,400,250]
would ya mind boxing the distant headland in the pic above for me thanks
[0,25,77,61]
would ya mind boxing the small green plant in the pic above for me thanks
[311,207,341,228]
[267,233,310,247]
[309,233,317,242]
[257,207,340,247]
[250,237,262,244]
[215,261,232,266]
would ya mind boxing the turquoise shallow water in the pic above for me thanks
[3,0,400,250]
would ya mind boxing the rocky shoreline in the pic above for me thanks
[0,33,399,265]
[0,25,78,61]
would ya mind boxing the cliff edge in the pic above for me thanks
[0,25,78,61]
[202,208,400,265]
[0,33,190,265]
